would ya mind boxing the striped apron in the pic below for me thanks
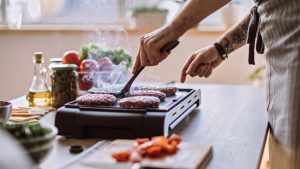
[255,0,300,168]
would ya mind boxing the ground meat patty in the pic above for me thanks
[76,94,116,106]
[119,96,160,109]
[125,90,166,101]
[136,86,177,97]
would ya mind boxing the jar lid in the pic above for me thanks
[49,64,77,71]
[50,58,63,63]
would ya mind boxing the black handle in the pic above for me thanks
[160,40,180,53]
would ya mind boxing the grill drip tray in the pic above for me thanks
[55,88,201,139]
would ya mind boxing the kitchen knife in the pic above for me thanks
[118,40,180,97]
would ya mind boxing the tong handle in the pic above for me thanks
[120,40,179,96]
[160,40,180,53]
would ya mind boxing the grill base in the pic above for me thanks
[55,88,201,139]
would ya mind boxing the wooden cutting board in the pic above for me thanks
[70,140,212,169]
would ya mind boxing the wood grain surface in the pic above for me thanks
[70,140,211,169]
[10,84,268,169]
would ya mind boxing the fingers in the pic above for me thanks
[139,35,171,67]
[158,52,170,63]
[180,55,195,83]
[133,49,141,74]
[202,59,221,78]
[186,53,205,75]
[139,43,150,66]
[204,66,213,78]
[211,59,222,69]
[202,63,211,77]
[181,45,223,81]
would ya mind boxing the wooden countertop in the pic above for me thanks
[10,84,268,169]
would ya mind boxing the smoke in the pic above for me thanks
[84,26,130,51]
[80,26,132,91]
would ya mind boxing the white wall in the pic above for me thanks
[0,29,265,101]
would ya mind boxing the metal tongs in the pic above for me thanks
[118,40,180,97]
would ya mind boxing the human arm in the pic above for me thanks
[132,0,230,73]
[180,13,251,82]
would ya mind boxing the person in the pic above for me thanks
[133,0,300,169]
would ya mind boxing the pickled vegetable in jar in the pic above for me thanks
[49,64,78,108]
[48,58,63,91]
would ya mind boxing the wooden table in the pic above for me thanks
[11,84,269,169]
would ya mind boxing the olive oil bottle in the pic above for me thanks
[26,52,51,107]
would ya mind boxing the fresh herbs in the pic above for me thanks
[0,120,51,139]
[111,48,133,68]
[79,44,133,68]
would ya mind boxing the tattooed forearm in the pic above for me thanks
[218,14,251,54]
[220,38,234,54]
[168,0,230,37]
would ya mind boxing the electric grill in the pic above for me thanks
[55,88,201,139]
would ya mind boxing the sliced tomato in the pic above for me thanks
[111,150,131,162]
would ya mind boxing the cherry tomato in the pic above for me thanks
[111,150,131,162]
[146,146,162,158]
[136,138,150,145]
[168,134,182,145]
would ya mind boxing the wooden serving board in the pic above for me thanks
[71,140,212,169]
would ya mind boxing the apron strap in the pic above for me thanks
[247,6,260,65]
[256,32,265,54]
[246,0,269,65]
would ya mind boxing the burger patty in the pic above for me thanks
[119,96,160,109]
[125,90,166,101]
[76,94,116,106]
[136,86,177,97]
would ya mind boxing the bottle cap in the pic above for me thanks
[33,52,43,63]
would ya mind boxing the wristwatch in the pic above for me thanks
[213,42,228,60]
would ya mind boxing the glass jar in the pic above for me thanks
[48,58,63,91]
[49,64,78,108]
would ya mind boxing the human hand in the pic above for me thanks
[133,26,179,74]
[180,45,223,83]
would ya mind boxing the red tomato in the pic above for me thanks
[135,138,150,145]
[146,146,162,158]
[111,150,131,162]
[79,59,99,72]
[168,134,182,145]
[164,144,178,154]
[62,51,81,67]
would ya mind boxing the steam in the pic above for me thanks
[84,27,130,50]
[81,27,132,91]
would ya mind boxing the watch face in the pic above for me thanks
[222,54,228,60]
